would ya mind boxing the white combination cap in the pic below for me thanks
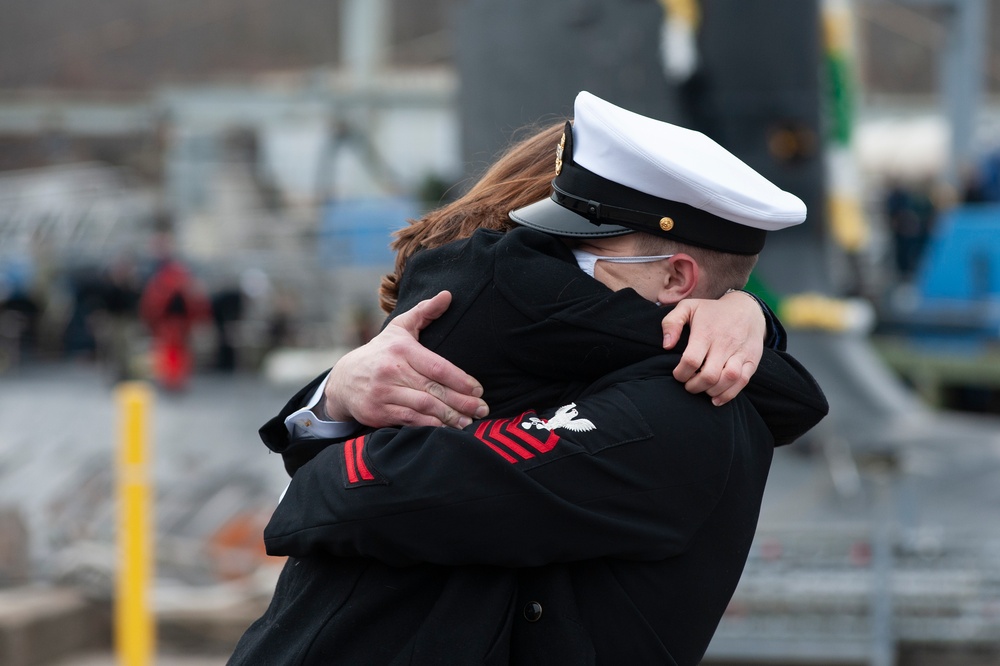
[509,91,807,254]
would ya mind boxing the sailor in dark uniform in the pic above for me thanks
[230,92,828,666]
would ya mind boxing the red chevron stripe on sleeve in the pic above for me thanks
[474,412,561,464]
[343,436,376,484]
[354,436,375,481]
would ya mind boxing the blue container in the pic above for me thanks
[917,204,1000,302]
[319,197,420,267]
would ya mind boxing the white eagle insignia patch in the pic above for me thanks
[521,403,596,432]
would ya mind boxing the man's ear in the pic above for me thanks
[657,254,699,305]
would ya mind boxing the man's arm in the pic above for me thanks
[263,356,740,567]
[259,292,490,477]
[323,291,489,428]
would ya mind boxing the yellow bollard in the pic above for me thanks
[115,381,155,666]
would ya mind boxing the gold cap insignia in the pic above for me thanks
[555,132,566,175]
[659,217,674,232]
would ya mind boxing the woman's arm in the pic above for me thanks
[661,289,771,406]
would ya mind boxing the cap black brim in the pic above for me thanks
[509,197,633,239]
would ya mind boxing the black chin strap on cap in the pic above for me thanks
[553,127,767,255]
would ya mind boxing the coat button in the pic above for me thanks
[523,601,543,622]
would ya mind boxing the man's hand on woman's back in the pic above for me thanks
[323,291,490,429]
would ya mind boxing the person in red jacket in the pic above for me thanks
[139,259,209,390]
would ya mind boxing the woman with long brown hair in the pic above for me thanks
[326,119,777,430]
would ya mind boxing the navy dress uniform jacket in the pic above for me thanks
[231,227,828,666]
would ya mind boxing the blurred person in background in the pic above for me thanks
[139,255,209,391]
[211,279,246,373]
[211,269,288,373]
[884,177,938,282]
[0,272,41,372]
[93,254,141,382]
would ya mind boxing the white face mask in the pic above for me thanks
[571,248,675,279]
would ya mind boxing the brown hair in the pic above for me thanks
[379,121,567,313]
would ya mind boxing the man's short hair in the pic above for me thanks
[632,233,759,298]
